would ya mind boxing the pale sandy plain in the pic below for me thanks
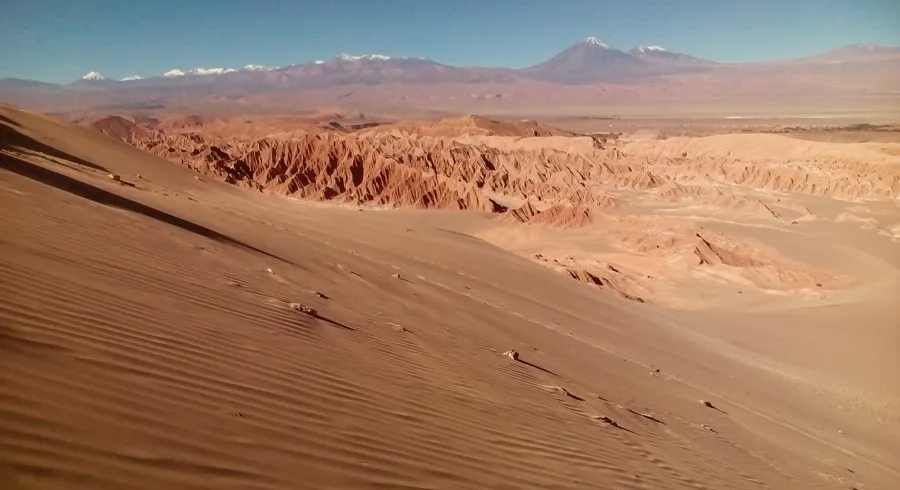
[1,104,899,489]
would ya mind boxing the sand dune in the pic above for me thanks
[501,202,610,229]
[2,104,899,489]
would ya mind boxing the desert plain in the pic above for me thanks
[1,81,900,489]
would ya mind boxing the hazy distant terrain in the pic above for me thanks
[3,40,899,118]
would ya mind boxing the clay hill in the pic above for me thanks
[85,114,611,216]
[3,104,900,489]
[86,112,900,211]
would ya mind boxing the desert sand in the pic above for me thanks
[2,103,899,489]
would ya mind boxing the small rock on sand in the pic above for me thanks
[290,303,318,316]
[503,349,520,361]
[701,400,716,409]
[593,415,622,428]
[108,173,121,182]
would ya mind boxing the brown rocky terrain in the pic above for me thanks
[86,115,606,213]
[80,112,900,307]
[366,114,581,138]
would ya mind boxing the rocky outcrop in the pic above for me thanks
[90,119,628,216]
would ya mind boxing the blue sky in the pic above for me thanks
[3,0,899,83]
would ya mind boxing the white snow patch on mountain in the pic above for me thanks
[338,53,397,61]
[637,46,668,53]
[81,71,106,81]
[314,60,325,65]
[188,67,237,76]
[243,64,275,71]
[121,75,143,81]
[584,37,608,48]
[163,69,186,77]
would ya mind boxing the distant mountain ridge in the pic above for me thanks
[1,38,898,114]
[523,38,656,83]
[42,38,900,88]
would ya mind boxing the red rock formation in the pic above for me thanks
[90,121,623,214]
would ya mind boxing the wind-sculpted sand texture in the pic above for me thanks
[3,104,900,489]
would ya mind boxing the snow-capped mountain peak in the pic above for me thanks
[338,53,395,61]
[583,37,608,48]
[187,67,237,76]
[314,60,325,65]
[121,75,143,81]
[162,67,237,77]
[243,64,275,72]
[81,71,107,81]
[628,45,715,66]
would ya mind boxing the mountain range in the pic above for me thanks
[2,38,899,115]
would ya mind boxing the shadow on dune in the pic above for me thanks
[518,359,559,377]
[0,114,22,127]
[0,118,109,173]
[608,422,637,435]
[0,152,296,266]
[310,312,356,331]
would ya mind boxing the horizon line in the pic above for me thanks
[2,40,898,85]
